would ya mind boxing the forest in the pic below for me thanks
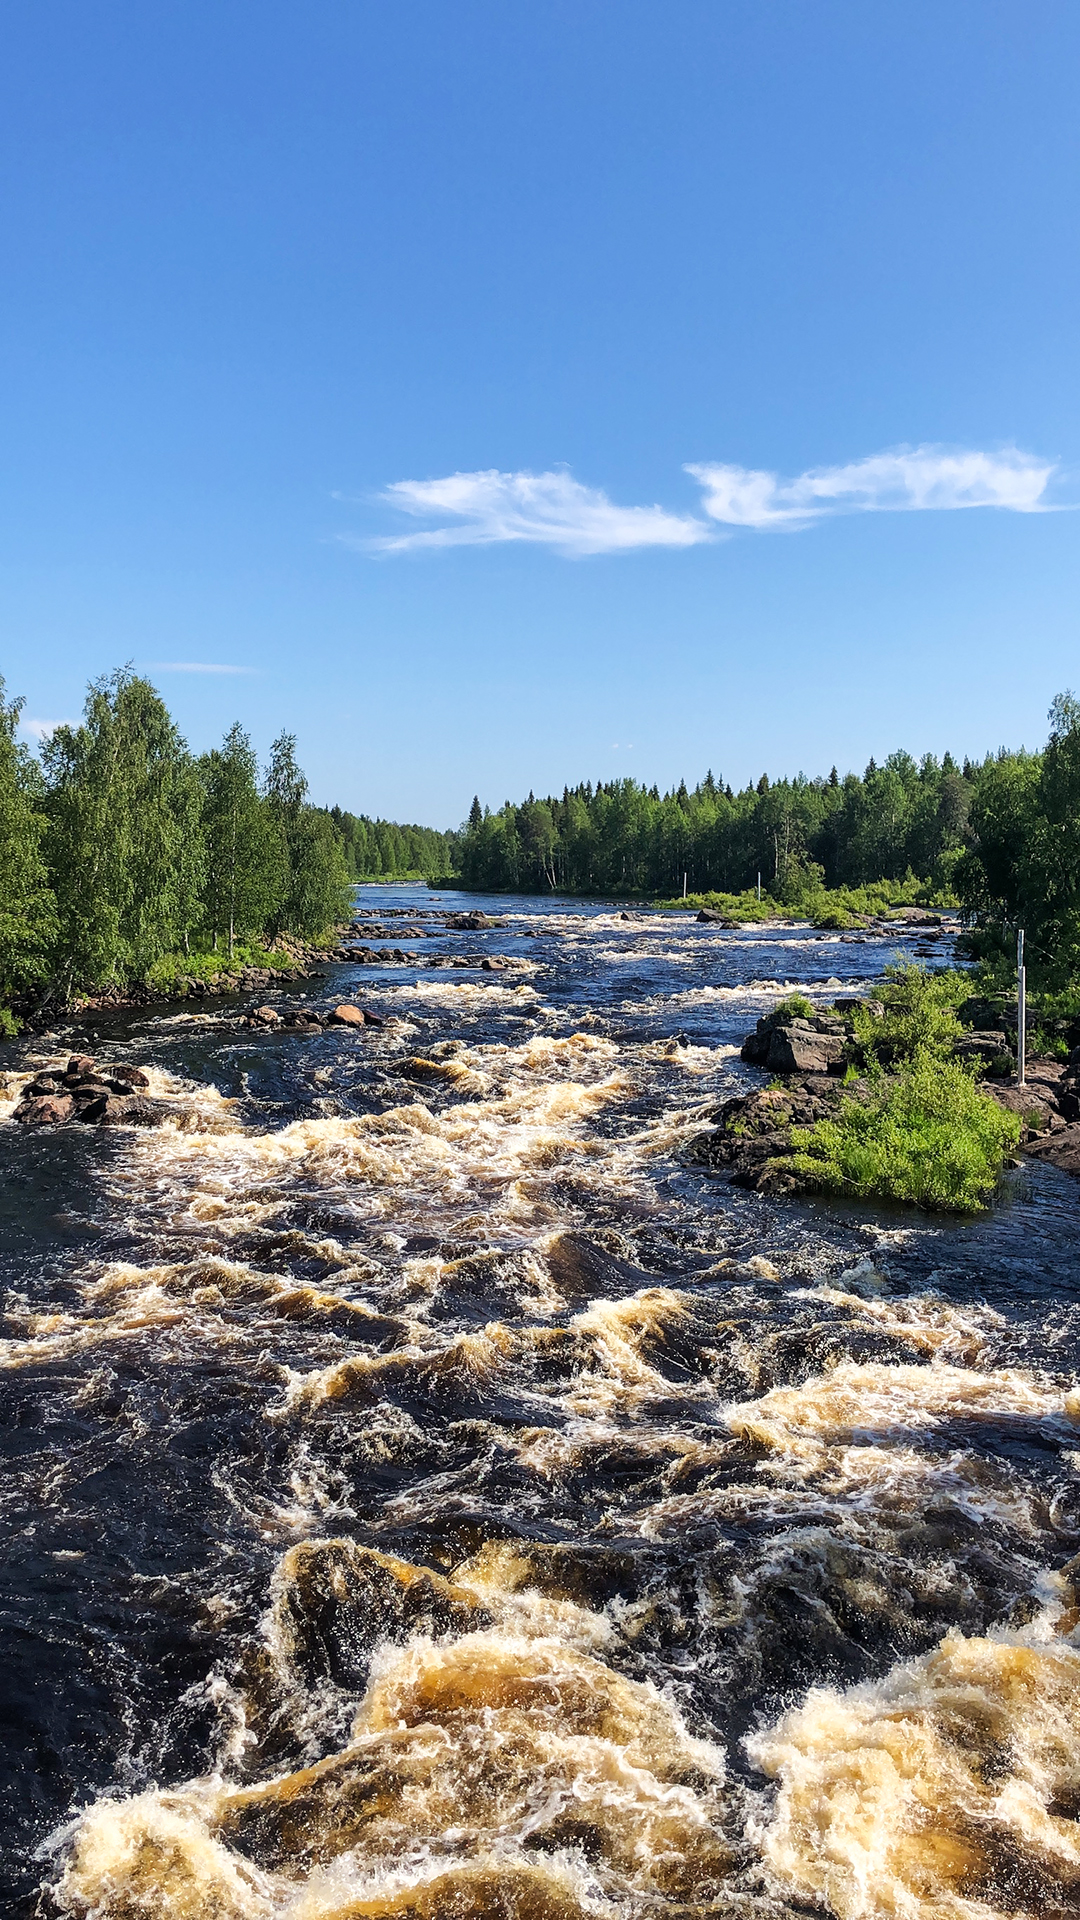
[4,669,1080,1026]
[456,693,1080,987]
[0,668,357,1023]
[328,808,457,882]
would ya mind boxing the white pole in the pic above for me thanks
[757,871,761,902]
[682,872,687,899]
[1017,927,1026,1087]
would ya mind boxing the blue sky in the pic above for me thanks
[2,2,1078,824]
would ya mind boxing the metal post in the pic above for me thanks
[1017,927,1026,1087]
[757,871,761,902]
[682,872,687,899]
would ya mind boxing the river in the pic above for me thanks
[3,886,1080,1920]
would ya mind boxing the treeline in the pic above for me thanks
[329,808,457,880]
[957,692,1080,988]
[457,693,1080,987]
[0,668,353,1012]
[458,752,973,899]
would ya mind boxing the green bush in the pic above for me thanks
[850,961,968,1065]
[0,1006,20,1039]
[145,940,311,994]
[780,1051,1021,1213]
[771,993,816,1022]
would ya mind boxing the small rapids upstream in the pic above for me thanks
[4,889,1080,1920]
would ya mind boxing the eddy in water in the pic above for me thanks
[4,889,1080,1920]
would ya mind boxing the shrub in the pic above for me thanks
[771,993,816,1022]
[850,962,968,1065]
[780,1052,1021,1213]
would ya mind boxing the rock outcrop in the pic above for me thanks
[740,1007,847,1076]
[14,1056,165,1129]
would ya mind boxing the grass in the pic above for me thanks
[779,1051,1021,1212]
[145,939,317,995]
[657,877,957,927]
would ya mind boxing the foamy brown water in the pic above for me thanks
[4,887,1080,1920]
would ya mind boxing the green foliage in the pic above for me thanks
[458,752,976,897]
[0,677,56,1004]
[200,723,278,957]
[0,1006,21,1038]
[781,1052,1021,1213]
[0,666,367,1007]
[957,692,1080,988]
[331,806,457,880]
[146,939,311,994]
[849,962,967,1065]
[771,993,816,1022]
[42,671,204,990]
[264,734,352,937]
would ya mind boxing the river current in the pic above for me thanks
[4,887,1080,1920]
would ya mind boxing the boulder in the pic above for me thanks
[697,908,736,925]
[954,1031,1012,1069]
[444,910,496,931]
[329,1004,366,1026]
[250,1005,281,1026]
[107,1064,150,1090]
[17,1093,74,1128]
[73,1094,109,1123]
[98,1094,168,1127]
[1026,1125,1080,1180]
[24,1074,65,1096]
[66,1054,96,1078]
[764,1023,846,1076]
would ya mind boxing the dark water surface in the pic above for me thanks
[3,889,1080,1920]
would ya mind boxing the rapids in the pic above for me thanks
[3,887,1080,1920]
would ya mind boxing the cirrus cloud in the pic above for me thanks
[687,444,1057,528]
[366,468,709,555]
[364,444,1061,557]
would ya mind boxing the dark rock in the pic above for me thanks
[66,1054,96,1077]
[249,1005,281,1026]
[107,1064,150,1089]
[444,910,497,931]
[23,1074,64,1097]
[1026,1125,1080,1179]
[73,1094,109,1123]
[764,1024,846,1076]
[17,1093,74,1128]
[954,1031,1012,1069]
[98,1094,168,1127]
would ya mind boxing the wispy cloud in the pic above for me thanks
[142,661,255,674]
[20,717,72,741]
[367,468,709,555]
[687,445,1057,529]
[366,446,1060,556]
